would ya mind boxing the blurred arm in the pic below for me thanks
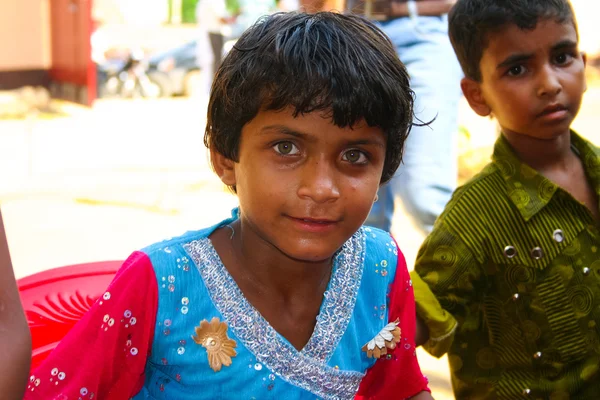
[415,314,430,347]
[391,0,455,16]
[299,0,327,12]
[0,209,32,400]
[410,391,435,400]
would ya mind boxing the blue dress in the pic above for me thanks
[25,210,428,400]
[134,210,402,399]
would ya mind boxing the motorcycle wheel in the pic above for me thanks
[99,76,123,98]
[147,72,174,97]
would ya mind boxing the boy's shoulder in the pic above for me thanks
[429,160,515,260]
[438,161,508,220]
[573,131,600,172]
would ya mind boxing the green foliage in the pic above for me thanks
[225,0,241,14]
[182,0,200,23]
[180,0,241,24]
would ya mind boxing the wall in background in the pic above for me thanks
[0,0,51,71]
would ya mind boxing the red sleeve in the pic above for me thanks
[356,242,430,399]
[24,251,158,400]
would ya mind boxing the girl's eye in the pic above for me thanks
[507,65,525,77]
[273,141,299,155]
[342,149,368,164]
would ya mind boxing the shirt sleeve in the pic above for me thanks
[356,245,430,399]
[414,222,483,358]
[24,251,158,400]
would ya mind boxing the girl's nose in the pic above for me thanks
[297,160,340,203]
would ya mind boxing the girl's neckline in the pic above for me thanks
[183,228,366,362]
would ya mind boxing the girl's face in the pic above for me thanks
[215,107,387,262]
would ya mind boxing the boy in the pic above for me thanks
[414,0,600,398]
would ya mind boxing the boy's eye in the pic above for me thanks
[507,65,525,77]
[273,141,299,155]
[342,149,367,164]
[554,53,573,65]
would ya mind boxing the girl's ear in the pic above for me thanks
[210,147,237,187]
[461,77,491,117]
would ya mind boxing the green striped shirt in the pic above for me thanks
[414,131,600,399]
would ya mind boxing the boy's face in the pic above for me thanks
[463,19,586,140]
[214,107,386,262]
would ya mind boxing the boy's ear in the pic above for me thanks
[461,77,491,117]
[210,147,237,187]
[582,51,588,93]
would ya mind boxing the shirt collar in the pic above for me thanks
[492,131,600,221]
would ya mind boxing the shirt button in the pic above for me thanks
[504,246,517,258]
[533,351,542,359]
[523,388,531,396]
[512,293,520,301]
[583,267,591,276]
[553,229,564,243]
[530,247,544,260]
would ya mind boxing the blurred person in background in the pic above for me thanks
[299,0,325,12]
[233,0,277,36]
[305,0,462,235]
[196,0,239,96]
[91,19,111,96]
[352,0,462,235]
[0,210,31,400]
[277,0,300,11]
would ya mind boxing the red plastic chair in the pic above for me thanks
[17,261,122,370]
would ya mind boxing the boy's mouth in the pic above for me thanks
[538,103,568,117]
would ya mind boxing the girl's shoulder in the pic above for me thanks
[138,229,211,277]
[139,213,236,274]
[142,227,216,256]
[361,225,402,276]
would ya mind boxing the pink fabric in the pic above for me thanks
[356,243,430,399]
[24,251,157,400]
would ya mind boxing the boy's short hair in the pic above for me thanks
[205,12,414,184]
[449,0,577,81]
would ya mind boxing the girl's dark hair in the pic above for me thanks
[205,11,414,184]
[449,0,577,81]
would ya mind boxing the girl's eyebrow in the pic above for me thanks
[260,125,386,147]
[343,139,386,148]
[260,125,314,142]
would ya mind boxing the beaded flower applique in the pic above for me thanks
[362,318,401,359]
[193,317,238,372]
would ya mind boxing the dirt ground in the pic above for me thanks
[3,84,600,398]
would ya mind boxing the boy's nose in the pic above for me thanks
[537,66,562,97]
[297,160,340,203]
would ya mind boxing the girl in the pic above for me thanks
[24,12,431,400]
